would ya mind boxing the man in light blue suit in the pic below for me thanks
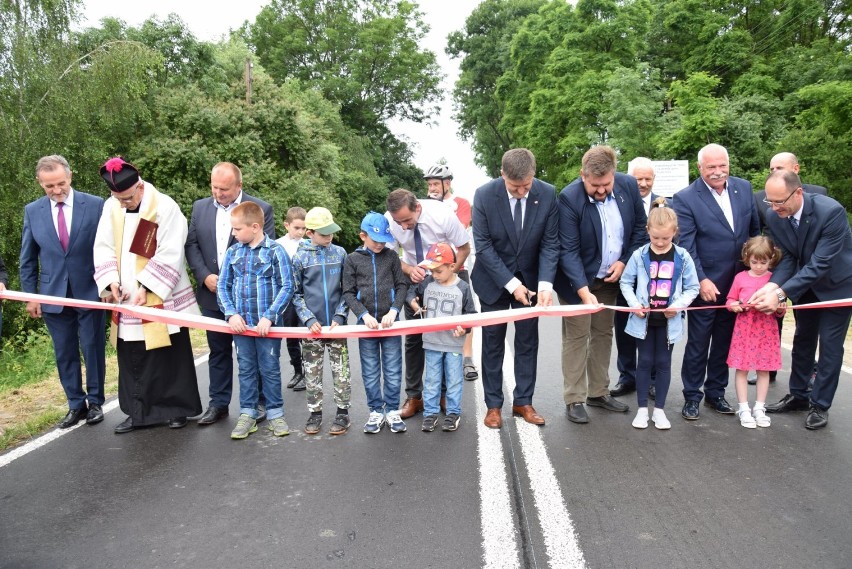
[20,155,106,428]
[673,144,759,420]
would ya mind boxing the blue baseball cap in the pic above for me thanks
[360,211,393,243]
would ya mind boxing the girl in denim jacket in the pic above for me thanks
[620,199,700,430]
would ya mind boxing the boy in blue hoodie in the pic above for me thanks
[292,207,351,435]
[342,212,409,434]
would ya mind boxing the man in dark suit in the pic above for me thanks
[673,143,759,420]
[612,157,661,398]
[555,145,647,424]
[20,155,106,428]
[185,162,276,425]
[751,152,827,385]
[753,152,828,231]
[750,170,852,430]
[471,148,559,428]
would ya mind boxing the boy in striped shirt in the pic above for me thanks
[218,201,295,439]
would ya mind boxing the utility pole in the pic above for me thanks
[245,57,253,104]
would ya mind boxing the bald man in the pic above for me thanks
[753,152,827,231]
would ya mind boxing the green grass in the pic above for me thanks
[0,332,59,393]
[0,408,66,450]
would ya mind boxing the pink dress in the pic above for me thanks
[726,270,783,371]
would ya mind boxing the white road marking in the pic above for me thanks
[474,332,522,569]
[502,337,588,569]
[0,353,209,469]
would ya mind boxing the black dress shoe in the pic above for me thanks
[610,381,636,397]
[586,395,629,413]
[58,407,87,429]
[766,393,810,413]
[197,406,229,425]
[648,385,656,400]
[566,403,589,424]
[704,396,735,414]
[681,400,699,420]
[168,417,187,429]
[114,417,135,434]
[805,406,829,430]
[287,372,305,389]
[86,404,104,425]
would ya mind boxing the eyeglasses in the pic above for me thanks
[763,189,798,208]
[113,183,142,204]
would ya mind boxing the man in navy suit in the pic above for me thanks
[751,152,827,385]
[20,155,106,428]
[612,157,662,398]
[185,162,276,425]
[472,148,559,428]
[673,143,759,420]
[750,170,852,430]
[555,145,647,424]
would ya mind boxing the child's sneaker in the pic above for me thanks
[442,413,461,432]
[230,413,257,439]
[304,413,322,435]
[753,407,771,428]
[267,417,290,437]
[632,407,649,429]
[386,410,407,433]
[738,408,757,429]
[651,408,671,430]
[329,413,351,435]
[421,415,438,432]
[363,411,385,434]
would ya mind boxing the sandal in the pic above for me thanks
[464,363,479,381]
[329,413,351,435]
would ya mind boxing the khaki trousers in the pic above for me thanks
[560,280,619,405]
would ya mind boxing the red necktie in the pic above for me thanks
[57,202,69,252]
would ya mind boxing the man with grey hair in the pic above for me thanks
[20,155,106,428]
[673,143,759,420]
[472,148,559,428]
[554,145,647,424]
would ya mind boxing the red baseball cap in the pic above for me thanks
[418,242,456,270]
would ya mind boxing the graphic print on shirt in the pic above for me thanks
[649,260,674,309]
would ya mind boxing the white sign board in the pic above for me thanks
[645,160,690,197]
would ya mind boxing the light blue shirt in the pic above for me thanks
[593,192,624,278]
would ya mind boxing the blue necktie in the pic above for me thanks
[789,217,799,231]
[414,224,424,264]
[513,198,523,240]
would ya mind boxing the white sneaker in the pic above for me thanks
[652,408,671,430]
[386,410,407,433]
[363,411,385,434]
[632,407,649,429]
[738,408,757,428]
[753,407,771,428]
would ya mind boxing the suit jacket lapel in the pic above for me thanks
[697,185,733,235]
[65,193,85,254]
[39,198,65,255]
[796,195,813,259]
[497,185,519,249]
[517,185,543,251]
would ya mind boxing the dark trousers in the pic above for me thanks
[480,290,539,409]
[283,303,303,374]
[615,291,656,387]
[790,291,852,411]
[403,302,425,398]
[202,306,264,409]
[637,326,671,408]
[43,306,106,410]
[680,302,735,402]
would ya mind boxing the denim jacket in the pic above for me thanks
[619,243,700,343]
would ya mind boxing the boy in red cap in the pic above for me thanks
[406,242,476,432]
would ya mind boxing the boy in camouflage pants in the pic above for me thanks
[291,207,351,435]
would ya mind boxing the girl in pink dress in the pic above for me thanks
[726,236,785,428]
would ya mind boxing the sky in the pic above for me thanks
[78,0,490,201]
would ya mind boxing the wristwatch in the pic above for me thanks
[775,289,786,303]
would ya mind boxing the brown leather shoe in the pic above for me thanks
[399,397,423,419]
[484,408,502,429]
[512,404,545,425]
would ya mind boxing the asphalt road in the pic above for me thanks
[1,313,851,569]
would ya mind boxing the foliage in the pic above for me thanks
[449,0,852,208]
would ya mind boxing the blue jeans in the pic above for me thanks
[359,336,402,413]
[424,349,463,416]
[233,335,284,420]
